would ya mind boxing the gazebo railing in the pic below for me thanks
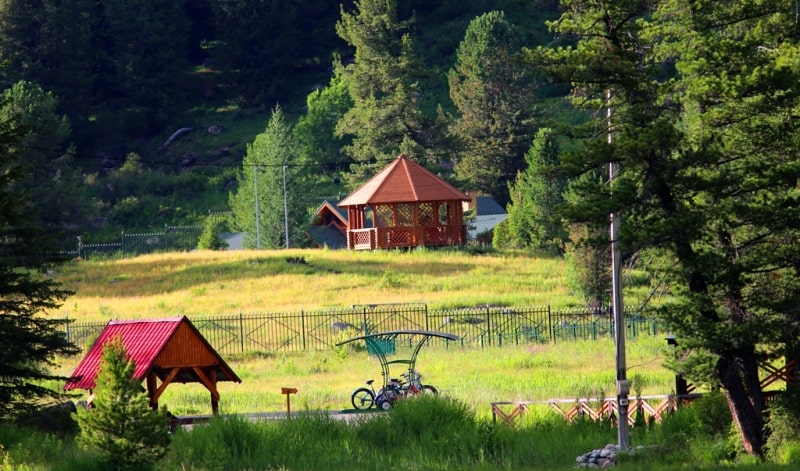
[348,228,377,250]
[348,226,465,250]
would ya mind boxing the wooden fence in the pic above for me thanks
[491,394,705,427]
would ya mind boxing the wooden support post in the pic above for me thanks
[146,373,158,410]
[282,387,298,418]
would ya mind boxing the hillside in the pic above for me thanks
[0,1,563,242]
[53,249,580,321]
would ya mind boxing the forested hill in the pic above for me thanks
[0,0,560,244]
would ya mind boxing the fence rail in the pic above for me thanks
[64,225,205,259]
[62,304,661,355]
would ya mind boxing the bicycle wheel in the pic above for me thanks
[420,385,438,396]
[351,388,375,410]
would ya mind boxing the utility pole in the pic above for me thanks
[608,89,630,450]
[254,166,261,250]
[283,165,289,249]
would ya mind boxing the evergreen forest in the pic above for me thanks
[0,0,561,245]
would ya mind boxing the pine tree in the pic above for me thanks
[230,105,311,249]
[0,93,79,420]
[499,128,567,251]
[530,0,800,455]
[448,10,538,206]
[334,0,437,187]
[75,336,170,470]
[197,216,228,251]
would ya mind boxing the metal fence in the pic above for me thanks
[64,225,204,259]
[62,304,662,355]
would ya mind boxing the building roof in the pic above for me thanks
[475,196,507,216]
[65,316,240,391]
[307,225,347,248]
[468,213,509,240]
[313,200,348,225]
[338,155,469,207]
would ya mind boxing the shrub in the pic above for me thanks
[197,216,229,250]
[766,387,800,464]
[74,336,171,471]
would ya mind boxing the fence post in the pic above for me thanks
[76,236,82,259]
[239,312,245,354]
[486,305,492,347]
[121,231,125,256]
[548,305,555,344]
[301,310,306,350]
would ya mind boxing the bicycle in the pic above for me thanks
[350,369,437,410]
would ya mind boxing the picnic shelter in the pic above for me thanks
[65,316,240,415]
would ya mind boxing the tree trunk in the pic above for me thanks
[717,351,765,456]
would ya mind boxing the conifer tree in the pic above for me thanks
[448,10,538,205]
[334,0,437,187]
[197,216,228,251]
[498,128,567,251]
[530,0,800,455]
[0,94,79,420]
[230,105,311,249]
[75,336,170,470]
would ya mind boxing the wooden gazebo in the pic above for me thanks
[338,155,469,250]
[65,316,240,415]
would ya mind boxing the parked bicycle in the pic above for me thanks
[350,369,438,410]
[337,330,457,411]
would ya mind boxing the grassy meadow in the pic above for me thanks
[4,248,796,470]
[53,248,580,320]
[50,248,673,416]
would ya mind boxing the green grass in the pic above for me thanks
[3,394,797,470]
[53,248,611,321]
[16,249,796,469]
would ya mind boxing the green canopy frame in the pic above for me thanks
[336,330,459,388]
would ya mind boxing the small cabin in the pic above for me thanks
[338,155,469,250]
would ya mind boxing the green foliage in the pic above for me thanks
[293,73,353,185]
[529,0,800,455]
[766,388,800,464]
[197,217,228,251]
[334,0,443,187]
[448,10,539,205]
[497,127,567,251]
[230,105,312,249]
[0,80,89,249]
[74,336,170,470]
[0,98,79,419]
[563,223,611,310]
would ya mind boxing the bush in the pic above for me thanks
[766,388,800,464]
[197,217,228,250]
[74,336,171,471]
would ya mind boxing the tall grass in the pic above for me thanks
[53,249,583,321]
[119,336,675,416]
[3,394,790,470]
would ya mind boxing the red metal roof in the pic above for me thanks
[338,155,469,206]
[65,316,238,390]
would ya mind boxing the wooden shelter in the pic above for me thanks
[65,316,240,415]
[338,155,469,250]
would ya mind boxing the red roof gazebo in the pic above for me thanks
[65,317,240,415]
[338,155,469,250]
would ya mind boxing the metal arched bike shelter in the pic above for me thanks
[336,330,459,388]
